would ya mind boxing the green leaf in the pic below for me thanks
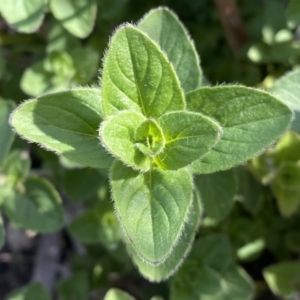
[0,216,5,249]
[0,0,47,33]
[101,25,185,118]
[269,69,300,133]
[237,238,266,261]
[138,7,202,92]
[3,176,64,233]
[104,288,136,300]
[263,261,300,298]
[125,191,202,282]
[287,0,300,27]
[5,283,51,300]
[111,160,193,265]
[194,169,236,221]
[155,111,222,170]
[50,0,97,38]
[68,201,120,248]
[187,86,292,174]
[100,111,151,171]
[57,272,89,300]
[0,100,15,165]
[10,88,113,169]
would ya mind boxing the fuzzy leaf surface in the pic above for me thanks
[0,100,15,165]
[138,7,202,92]
[101,25,185,118]
[155,111,222,170]
[50,0,97,38]
[111,161,193,264]
[126,191,202,282]
[10,88,113,169]
[187,86,292,174]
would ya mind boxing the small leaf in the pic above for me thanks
[138,7,202,92]
[125,191,202,282]
[0,100,15,165]
[10,88,113,169]
[0,0,47,33]
[0,216,5,249]
[5,283,51,300]
[100,111,151,171]
[101,25,185,118]
[187,86,292,174]
[50,0,97,38]
[3,176,64,233]
[111,160,193,265]
[194,169,236,221]
[155,111,222,170]
[104,288,136,300]
[263,261,300,298]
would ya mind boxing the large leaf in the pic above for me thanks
[138,7,202,92]
[111,161,193,265]
[269,69,300,133]
[101,25,185,118]
[0,100,15,165]
[155,111,222,170]
[104,288,136,300]
[50,0,97,38]
[125,191,202,282]
[187,86,292,174]
[263,261,300,298]
[194,169,236,221]
[10,88,113,169]
[5,283,51,300]
[3,176,64,233]
[0,0,47,33]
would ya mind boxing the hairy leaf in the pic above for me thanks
[101,25,185,118]
[138,7,202,92]
[10,88,113,169]
[111,161,193,264]
[187,86,292,174]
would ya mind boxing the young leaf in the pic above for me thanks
[5,283,51,300]
[101,25,185,118]
[125,191,202,282]
[10,88,113,169]
[0,216,4,249]
[187,86,292,174]
[194,169,236,222]
[50,0,97,38]
[111,160,193,265]
[155,111,222,170]
[0,100,15,165]
[104,288,136,300]
[0,0,47,33]
[138,7,202,92]
[100,111,151,171]
[263,261,300,298]
[269,69,300,133]
[3,176,64,233]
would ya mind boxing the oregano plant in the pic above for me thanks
[9,7,292,282]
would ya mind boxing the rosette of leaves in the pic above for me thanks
[10,7,292,281]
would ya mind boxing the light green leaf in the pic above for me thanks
[0,0,47,33]
[237,238,266,261]
[50,0,97,38]
[101,25,185,118]
[57,271,89,300]
[100,111,151,171]
[0,100,15,165]
[194,169,236,221]
[10,88,113,169]
[263,261,300,298]
[125,191,202,282]
[200,265,254,300]
[138,7,202,92]
[287,0,300,27]
[0,216,4,249]
[111,160,193,265]
[104,288,136,300]
[155,111,222,170]
[5,283,51,300]
[3,176,64,233]
[269,69,300,133]
[187,86,292,174]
